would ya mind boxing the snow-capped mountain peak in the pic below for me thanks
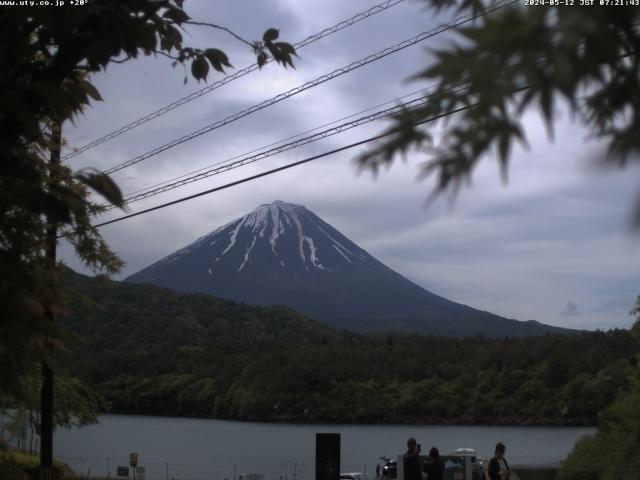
[148,200,370,277]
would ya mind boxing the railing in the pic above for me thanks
[53,457,376,480]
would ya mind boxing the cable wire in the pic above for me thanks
[104,84,468,210]
[101,0,515,175]
[118,85,436,199]
[120,85,431,196]
[61,0,408,161]
[85,104,472,231]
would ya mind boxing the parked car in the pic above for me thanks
[379,457,397,479]
[450,448,485,480]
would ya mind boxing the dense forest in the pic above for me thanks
[60,271,638,426]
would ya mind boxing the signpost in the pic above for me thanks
[116,466,129,478]
[130,453,138,480]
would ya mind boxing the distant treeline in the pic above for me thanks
[60,271,637,426]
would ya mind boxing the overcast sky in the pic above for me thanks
[60,0,640,331]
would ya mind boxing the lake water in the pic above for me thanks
[49,414,595,480]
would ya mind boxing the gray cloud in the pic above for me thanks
[59,0,640,332]
[561,301,580,317]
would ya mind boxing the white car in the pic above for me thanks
[450,448,485,480]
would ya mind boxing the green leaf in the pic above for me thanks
[498,132,510,164]
[45,85,76,121]
[265,42,296,69]
[191,55,209,82]
[204,48,232,73]
[138,23,158,52]
[52,183,87,213]
[267,43,294,68]
[1,94,40,138]
[42,194,74,225]
[161,24,183,52]
[79,79,103,102]
[263,28,279,43]
[257,51,267,69]
[23,189,73,224]
[163,7,189,24]
[539,87,555,139]
[274,42,296,57]
[64,81,89,108]
[75,169,124,209]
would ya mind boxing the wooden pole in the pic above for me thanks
[40,120,61,480]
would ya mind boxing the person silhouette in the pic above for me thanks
[488,442,510,480]
[403,437,422,480]
[423,447,444,480]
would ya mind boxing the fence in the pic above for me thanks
[54,457,376,480]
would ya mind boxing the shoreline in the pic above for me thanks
[95,411,598,429]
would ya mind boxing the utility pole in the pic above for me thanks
[40,120,61,480]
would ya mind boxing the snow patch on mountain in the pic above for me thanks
[303,236,325,270]
[238,236,257,272]
[269,203,285,256]
[221,217,246,255]
[332,244,352,263]
[317,224,363,262]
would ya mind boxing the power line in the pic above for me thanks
[117,85,438,200]
[87,104,472,231]
[104,84,468,210]
[101,1,514,175]
[61,0,408,161]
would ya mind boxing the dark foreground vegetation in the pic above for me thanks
[0,440,65,480]
[60,271,637,426]
[558,303,640,480]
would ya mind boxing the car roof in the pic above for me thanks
[452,448,477,454]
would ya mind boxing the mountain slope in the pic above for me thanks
[62,268,344,353]
[126,200,574,337]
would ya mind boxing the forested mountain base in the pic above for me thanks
[60,271,637,426]
[71,333,634,426]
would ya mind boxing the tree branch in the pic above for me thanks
[152,49,182,61]
[184,21,253,48]
[110,56,133,64]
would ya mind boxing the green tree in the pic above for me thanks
[359,1,640,214]
[1,367,108,455]
[0,1,295,395]
[559,296,640,480]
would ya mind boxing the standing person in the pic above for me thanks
[423,447,444,480]
[403,437,422,480]
[488,442,511,480]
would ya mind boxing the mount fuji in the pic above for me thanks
[126,201,573,337]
